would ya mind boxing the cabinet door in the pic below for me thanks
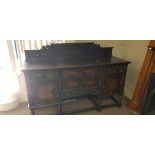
[101,64,127,96]
[62,69,82,90]
[28,70,59,107]
[61,67,100,99]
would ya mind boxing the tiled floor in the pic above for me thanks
[0,97,132,115]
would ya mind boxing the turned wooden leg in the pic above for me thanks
[117,95,123,108]
[59,103,63,115]
[30,108,35,115]
[87,94,91,100]
[97,97,102,112]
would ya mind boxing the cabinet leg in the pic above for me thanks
[117,95,123,108]
[30,108,35,115]
[97,97,102,112]
[87,94,91,100]
[59,104,63,115]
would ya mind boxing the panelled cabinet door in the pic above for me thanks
[101,64,127,96]
[62,69,82,99]
[61,67,100,99]
[28,70,59,107]
[62,69,82,90]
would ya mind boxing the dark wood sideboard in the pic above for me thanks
[22,43,130,114]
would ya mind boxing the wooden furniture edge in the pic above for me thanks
[128,40,155,113]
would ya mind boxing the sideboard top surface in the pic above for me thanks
[22,56,130,71]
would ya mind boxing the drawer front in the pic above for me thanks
[30,70,57,81]
[62,67,99,90]
[62,78,99,90]
[81,79,99,88]
[62,79,80,89]
[82,67,99,79]
[102,64,126,75]
[62,69,82,78]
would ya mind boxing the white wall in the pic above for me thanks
[93,40,124,57]
[65,40,124,57]
[121,40,149,98]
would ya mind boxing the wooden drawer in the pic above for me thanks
[81,79,99,88]
[62,77,99,90]
[82,67,99,79]
[62,67,99,79]
[62,79,80,89]
[62,67,99,90]
[30,70,57,81]
[62,69,82,78]
[102,64,126,75]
